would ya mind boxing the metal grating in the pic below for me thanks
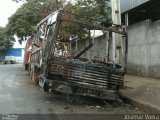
[49,57,124,90]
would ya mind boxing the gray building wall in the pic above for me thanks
[127,20,160,79]
[72,35,108,61]
[120,0,149,13]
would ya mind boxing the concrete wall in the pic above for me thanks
[127,19,160,79]
[72,35,108,61]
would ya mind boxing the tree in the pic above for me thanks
[60,0,111,40]
[74,0,111,25]
[7,0,65,41]
[6,0,41,39]
[7,0,111,42]
[0,27,15,52]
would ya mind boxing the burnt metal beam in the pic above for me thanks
[61,18,126,35]
[74,43,93,59]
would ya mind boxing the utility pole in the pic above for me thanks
[56,0,59,10]
[111,0,123,65]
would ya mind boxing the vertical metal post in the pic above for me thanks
[56,0,59,10]
[76,39,77,53]
[105,32,109,62]
[111,0,116,62]
[111,0,123,65]
[125,12,129,26]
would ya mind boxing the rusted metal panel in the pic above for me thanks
[49,57,124,89]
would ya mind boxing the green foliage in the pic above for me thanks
[0,27,15,51]
[61,0,111,40]
[7,0,64,40]
[6,0,41,38]
[74,0,111,24]
[8,0,110,41]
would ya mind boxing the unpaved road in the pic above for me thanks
[0,64,143,120]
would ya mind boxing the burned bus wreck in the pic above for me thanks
[29,9,127,101]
